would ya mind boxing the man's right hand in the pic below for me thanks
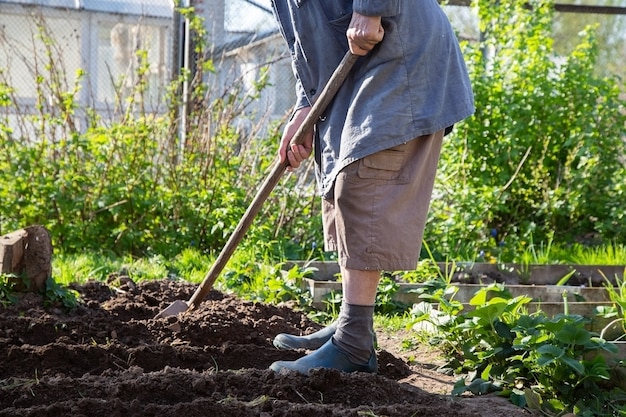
[279,106,314,171]
[347,12,384,56]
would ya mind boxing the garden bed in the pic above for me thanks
[288,261,626,332]
[0,279,533,417]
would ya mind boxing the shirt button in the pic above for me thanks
[310,88,316,96]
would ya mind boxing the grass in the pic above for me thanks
[52,249,218,286]
[516,233,559,265]
[51,240,626,288]
[52,253,120,285]
[53,253,166,285]
[564,243,626,265]
[511,241,626,266]
[374,314,408,332]
[47,241,626,323]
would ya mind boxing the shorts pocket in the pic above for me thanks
[357,144,408,181]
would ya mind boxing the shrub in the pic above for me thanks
[0,11,324,259]
[426,0,626,260]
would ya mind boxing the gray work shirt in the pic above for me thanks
[271,0,475,197]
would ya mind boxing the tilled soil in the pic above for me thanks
[0,279,534,416]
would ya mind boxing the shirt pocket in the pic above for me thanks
[326,4,352,48]
[329,12,352,35]
[322,0,353,21]
[357,143,408,182]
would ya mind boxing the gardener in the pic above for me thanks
[269,0,475,374]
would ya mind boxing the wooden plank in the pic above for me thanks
[0,229,28,274]
[0,227,51,292]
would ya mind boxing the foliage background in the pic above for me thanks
[0,0,624,263]
[426,0,626,261]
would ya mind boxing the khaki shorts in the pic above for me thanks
[322,130,444,271]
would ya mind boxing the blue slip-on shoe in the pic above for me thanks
[270,338,377,375]
[273,322,337,350]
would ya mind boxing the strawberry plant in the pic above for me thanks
[411,282,626,415]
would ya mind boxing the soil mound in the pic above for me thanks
[0,279,532,416]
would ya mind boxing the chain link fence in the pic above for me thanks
[0,0,175,138]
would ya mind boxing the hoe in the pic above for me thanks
[156,51,358,319]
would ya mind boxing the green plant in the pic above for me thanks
[516,232,559,265]
[0,10,324,260]
[410,282,624,415]
[0,272,81,311]
[217,254,314,310]
[53,252,185,285]
[566,243,626,266]
[407,278,465,350]
[321,291,343,316]
[392,258,441,284]
[266,264,314,307]
[170,248,214,283]
[596,270,626,340]
[44,277,81,310]
[425,0,626,256]
[52,253,112,285]
[375,275,408,315]
[0,273,20,306]
[374,314,408,333]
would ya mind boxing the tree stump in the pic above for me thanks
[0,225,52,292]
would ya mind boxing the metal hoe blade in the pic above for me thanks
[154,299,189,319]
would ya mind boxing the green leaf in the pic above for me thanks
[594,305,619,318]
[524,388,542,410]
[583,355,611,380]
[555,324,591,346]
[469,288,488,306]
[546,398,566,413]
[467,378,501,395]
[537,344,564,366]
[555,270,576,286]
[480,363,493,381]
[494,320,514,340]
[452,378,467,396]
[465,300,508,324]
[590,338,619,354]
[510,391,527,408]
[560,356,585,375]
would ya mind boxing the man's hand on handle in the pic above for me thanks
[279,106,314,171]
[347,12,384,56]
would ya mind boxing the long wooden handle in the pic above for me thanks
[187,52,359,310]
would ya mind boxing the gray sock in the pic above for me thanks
[332,303,375,365]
